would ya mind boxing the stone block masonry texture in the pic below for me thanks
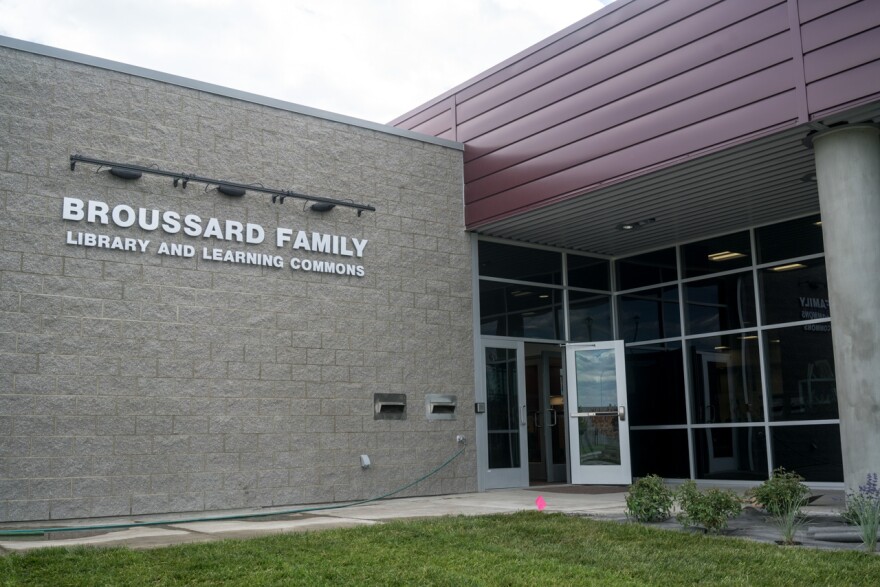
[0,45,476,522]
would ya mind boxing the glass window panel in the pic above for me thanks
[687,334,764,424]
[485,347,521,469]
[479,281,562,340]
[759,259,829,326]
[567,254,610,291]
[576,415,621,465]
[771,424,843,482]
[573,348,618,412]
[756,214,824,263]
[682,231,751,278]
[764,326,837,421]
[616,248,677,291]
[694,427,768,480]
[684,271,756,335]
[617,286,680,343]
[631,429,690,479]
[569,292,612,342]
[478,241,562,284]
[626,343,686,426]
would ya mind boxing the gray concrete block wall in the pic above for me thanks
[0,45,476,522]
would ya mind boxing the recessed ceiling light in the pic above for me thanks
[510,290,533,297]
[770,263,807,272]
[538,294,550,299]
[708,251,746,262]
[714,345,730,351]
[738,335,758,340]
[616,217,656,231]
[814,220,822,226]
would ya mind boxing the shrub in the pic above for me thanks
[625,475,674,523]
[844,473,880,552]
[771,494,810,545]
[749,468,811,517]
[675,480,742,533]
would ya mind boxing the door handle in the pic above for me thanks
[533,411,542,428]
[618,405,626,421]
[521,405,527,426]
[550,409,557,427]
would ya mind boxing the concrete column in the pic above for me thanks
[812,124,880,494]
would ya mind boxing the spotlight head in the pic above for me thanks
[310,202,336,213]
[109,167,142,180]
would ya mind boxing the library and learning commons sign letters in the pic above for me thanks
[61,197,369,277]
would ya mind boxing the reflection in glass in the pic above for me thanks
[682,231,751,278]
[760,259,829,326]
[569,292,612,342]
[479,281,562,339]
[568,254,610,291]
[771,424,842,482]
[684,272,756,335]
[765,326,837,421]
[617,286,680,342]
[688,334,763,423]
[694,426,768,480]
[485,347,520,469]
[478,241,562,284]
[756,214,824,263]
[626,343,686,426]
[574,349,617,412]
[573,348,621,466]
[577,415,621,465]
[616,248,677,290]
[631,429,690,478]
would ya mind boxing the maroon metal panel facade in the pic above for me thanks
[800,0,880,117]
[390,0,880,229]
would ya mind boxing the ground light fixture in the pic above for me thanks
[70,154,376,216]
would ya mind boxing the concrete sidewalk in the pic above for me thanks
[0,486,856,553]
[0,486,628,552]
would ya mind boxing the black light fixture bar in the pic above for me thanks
[70,154,376,215]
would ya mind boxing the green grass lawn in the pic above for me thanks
[2,512,879,586]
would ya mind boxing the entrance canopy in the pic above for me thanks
[392,0,880,256]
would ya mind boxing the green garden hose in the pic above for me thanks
[0,447,466,537]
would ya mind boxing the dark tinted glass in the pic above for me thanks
[568,292,612,342]
[478,241,562,284]
[626,343,686,426]
[616,248,677,290]
[756,214,824,263]
[771,424,842,482]
[764,326,837,421]
[617,286,680,343]
[479,280,562,339]
[759,259,829,325]
[694,427,768,480]
[485,347,521,469]
[687,334,763,424]
[684,271,756,335]
[682,231,751,278]
[567,254,610,291]
[631,429,690,479]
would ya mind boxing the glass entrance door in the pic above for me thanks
[565,341,632,485]
[479,338,528,489]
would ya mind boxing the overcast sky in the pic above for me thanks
[0,0,610,123]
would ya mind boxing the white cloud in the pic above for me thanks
[0,0,607,122]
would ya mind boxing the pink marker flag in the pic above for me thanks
[535,495,546,511]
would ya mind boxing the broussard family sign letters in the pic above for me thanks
[61,197,368,277]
